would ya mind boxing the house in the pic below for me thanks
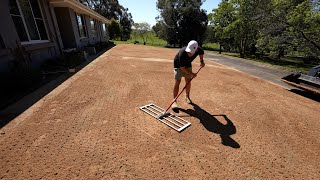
[0,0,110,73]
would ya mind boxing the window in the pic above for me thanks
[76,13,87,38]
[9,0,48,44]
[102,23,107,37]
[90,18,97,37]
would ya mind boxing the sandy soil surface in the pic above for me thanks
[0,44,319,179]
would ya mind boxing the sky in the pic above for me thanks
[117,0,221,27]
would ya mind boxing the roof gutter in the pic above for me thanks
[49,0,109,23]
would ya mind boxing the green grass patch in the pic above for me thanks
[113,32,167,47]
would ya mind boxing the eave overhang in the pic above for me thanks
[49,0,109,23]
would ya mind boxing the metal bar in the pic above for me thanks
[177,123,191,132]
[147,105,184,127]
[173,115,191,124]
[159,120,179,131]
[143,107,181,128]
[142,106,180,130]
[139,104,191,132]
[169,114,187,125]
[162,116,182,128]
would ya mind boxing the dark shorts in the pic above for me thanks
[174,67,192,80]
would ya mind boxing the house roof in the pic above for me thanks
[49,0,109,23]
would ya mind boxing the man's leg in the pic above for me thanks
[172,80,181,108]
[185,77,192,104]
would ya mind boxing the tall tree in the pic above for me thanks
[132,23,151,45]
[209,0,237,53]
[257,0,320,58]
[208,0,320,59]
[156,0,208,47]
[209,0,263,57]
[108,18,121,40]
[119,7,134,41]
[152,22,164,37]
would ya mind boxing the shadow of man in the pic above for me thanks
[178,103,240,148]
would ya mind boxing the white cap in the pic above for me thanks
[185,40,198,54]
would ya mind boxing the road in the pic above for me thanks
[206,53,293,89]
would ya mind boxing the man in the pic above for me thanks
[172,40,205,110]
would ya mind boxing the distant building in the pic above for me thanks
[0,0,109,72]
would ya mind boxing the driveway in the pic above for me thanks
[206,53,293,89]
[0,44,319,179]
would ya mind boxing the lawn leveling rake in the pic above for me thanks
[140,66,203,132]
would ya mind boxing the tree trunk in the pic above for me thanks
[277,48,284,60]
[239,40,245,58]
[240,52,245,58]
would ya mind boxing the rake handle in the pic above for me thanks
[163,66,203,113]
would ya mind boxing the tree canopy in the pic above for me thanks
[208,0,320,59]
[156,0,208,47]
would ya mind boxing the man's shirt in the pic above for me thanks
[174,47,204,68]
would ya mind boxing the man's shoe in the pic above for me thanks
[186,97,192,104]
[171,102,179,113]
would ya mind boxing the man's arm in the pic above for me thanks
[199,55,205,67]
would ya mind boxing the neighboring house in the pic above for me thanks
[0,0,109,72]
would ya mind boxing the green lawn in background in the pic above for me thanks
[112,34,316,73]
[113,32,167,47]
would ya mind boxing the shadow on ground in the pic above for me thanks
[178,103,240,148]
[289,89,320,102]
[0,47,113,129]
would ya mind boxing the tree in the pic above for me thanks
[133,23,151,45]
[257,0,320,59]
[119,8,134,41]
[156,0,208,47]
[152,22,163,37]
[108,19,121,40]
[287,0,320,54]
[210,0,262,56]
[231,0,263,58]
[209,0,237,53]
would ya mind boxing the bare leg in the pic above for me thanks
[173,79,181,99]
[185,77,192,103]
[185,77,191,98]
[172,80,181,108]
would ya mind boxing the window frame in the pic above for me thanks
[75,13,88,39]
[102,23,107,37]
[10,0,49,45]
[90,18,97,38]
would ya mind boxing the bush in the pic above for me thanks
[60,49,86,68]
[6,46,42,89]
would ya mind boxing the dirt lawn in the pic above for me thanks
[0,44,319,179]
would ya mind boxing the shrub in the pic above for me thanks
[60,49,86,68]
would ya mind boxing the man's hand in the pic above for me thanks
[200,59,205,67]
[190,73,197,78]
